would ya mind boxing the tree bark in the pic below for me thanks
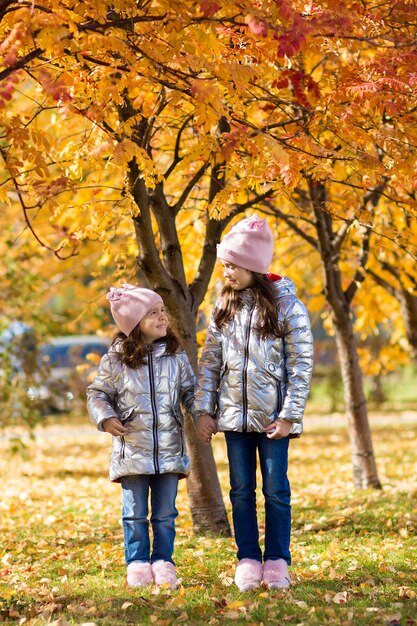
[333,316,381,488]
[399,291,417,362]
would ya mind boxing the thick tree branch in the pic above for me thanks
[163,114,193,179]
[128,162,172,291]
[149,183,188,294]
[0,48,42,82]
[345,227,372,305]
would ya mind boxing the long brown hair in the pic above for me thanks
[214,273,284,339]
[112,324,182,368]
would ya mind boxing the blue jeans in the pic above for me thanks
[225,431,291,564]
[121,473,179,565]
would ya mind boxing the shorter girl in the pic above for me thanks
[87,284,195,589]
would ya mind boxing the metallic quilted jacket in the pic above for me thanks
[87,341,195,482]
[194,276,313,436]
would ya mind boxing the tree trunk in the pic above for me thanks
[123,155,230,534]
[158,296,231,535]
[399,290,417,362]
[305,179,381,489]
[333,317,381,488]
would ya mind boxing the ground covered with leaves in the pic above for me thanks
[0,413,416,625]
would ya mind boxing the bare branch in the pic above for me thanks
[0,148,78,260]
[173,163,210,216]
[263,200,319,250]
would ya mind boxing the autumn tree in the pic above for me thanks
[1,0,417,496]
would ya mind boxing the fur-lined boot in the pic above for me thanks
[234,558,262,592]
[151,560,178,589]
[263,559,291,589]
[126,561,153,587]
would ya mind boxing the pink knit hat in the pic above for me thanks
[217,214,274,274]
[106,284,163,336]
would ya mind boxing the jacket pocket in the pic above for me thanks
[220,362,228,380]
[265,360,284,380]
[172,411,184,456]
[265,361,285,415]
[120,407,135,423]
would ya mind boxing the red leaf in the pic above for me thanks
[200,0,220,17]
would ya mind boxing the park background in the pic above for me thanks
[1,0,417,624]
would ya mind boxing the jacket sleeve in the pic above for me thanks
[178,352,197,417]
[193,318,224,421]
[86,352,119,431]
[278,297,314,427]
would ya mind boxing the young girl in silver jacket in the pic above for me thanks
[87,284,195,589]
[194,215,313,592]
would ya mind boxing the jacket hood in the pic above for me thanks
[109,338,168,359]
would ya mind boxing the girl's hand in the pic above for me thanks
[263,419,291,439]
[196,414,218,443]
[103,417,129,436]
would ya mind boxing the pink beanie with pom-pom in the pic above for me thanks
[217,214,274,274]
[106,284,163,336]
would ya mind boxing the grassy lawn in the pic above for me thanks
[0,413,416,625]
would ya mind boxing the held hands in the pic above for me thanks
[103,417,129,436]
[263,419,292,439]
[196,414,218,444]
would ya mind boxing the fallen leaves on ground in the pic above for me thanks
[0,416,416,625]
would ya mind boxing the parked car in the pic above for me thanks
[34,335,111,412]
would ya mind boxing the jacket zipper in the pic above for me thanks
[120,436,125,459]
[242,305,255,432]
[277,383,283,414]
[148,349,160,474]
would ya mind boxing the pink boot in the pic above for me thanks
[126,561,153,587]
[263,559,291,589]
[151,560,178,589]
[234,558,262,592]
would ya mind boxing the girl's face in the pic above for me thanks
[139,304,168,344]
[220,260,254,290]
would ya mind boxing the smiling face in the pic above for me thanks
[220,260,255,291]
[139,303,168,344]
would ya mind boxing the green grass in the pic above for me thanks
[308,364,417,415]
[0,416,416,625]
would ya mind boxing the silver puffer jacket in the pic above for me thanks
[194,276,313,436]
[87,341,195,482]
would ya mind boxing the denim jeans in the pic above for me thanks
[121,473,179,565]
[224,431,291,564]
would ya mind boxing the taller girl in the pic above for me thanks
[195,215,313,592]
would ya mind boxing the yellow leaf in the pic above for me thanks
[227,600,246,609]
